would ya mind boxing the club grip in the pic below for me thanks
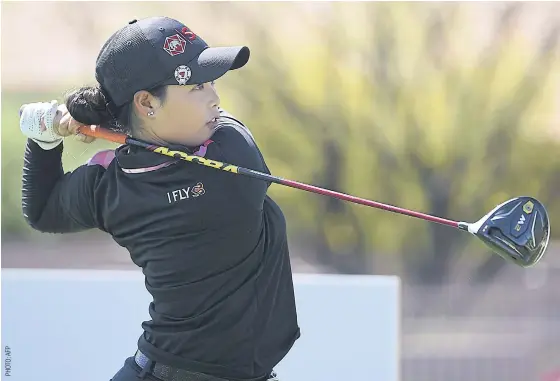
[78,126,127,145]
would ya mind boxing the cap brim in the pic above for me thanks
[170,46,250,86]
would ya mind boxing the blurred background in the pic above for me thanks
[2,1,560,380]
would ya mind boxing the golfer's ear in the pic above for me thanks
[133,90,158,115]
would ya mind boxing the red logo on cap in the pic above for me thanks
[181,26,197,41]
[163,34,187,56]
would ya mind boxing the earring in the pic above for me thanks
[147,111,155,116]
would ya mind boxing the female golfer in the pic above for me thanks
[19,16,299,381]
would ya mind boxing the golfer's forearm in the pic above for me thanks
[22,139,103,233]
[22,139,66,230]
[21,139,92,234]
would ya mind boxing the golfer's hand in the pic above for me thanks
[20,100,97,149]
[54,104,97,144]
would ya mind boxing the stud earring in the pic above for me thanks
[147,111,155,116]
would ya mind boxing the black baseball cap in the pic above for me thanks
[95,16,250,107]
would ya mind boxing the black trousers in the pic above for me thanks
[110,356,275,381]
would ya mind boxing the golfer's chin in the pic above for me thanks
[200,124,217,141]
[182,126,216,148]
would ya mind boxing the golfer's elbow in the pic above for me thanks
[22,203,59,234]
[23,213,49,233]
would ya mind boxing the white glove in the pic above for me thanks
[19,100,63,150]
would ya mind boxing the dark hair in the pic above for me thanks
[64,85,168,134]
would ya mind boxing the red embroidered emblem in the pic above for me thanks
[163,34,187,56]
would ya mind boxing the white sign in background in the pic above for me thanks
[1,269,400,381]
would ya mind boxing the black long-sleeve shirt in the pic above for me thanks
[21,109,300,380]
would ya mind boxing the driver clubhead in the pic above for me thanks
[467,197,550,268]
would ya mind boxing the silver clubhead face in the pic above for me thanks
[467,197,550,267]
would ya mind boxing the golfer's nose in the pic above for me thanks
[209,86,220,108]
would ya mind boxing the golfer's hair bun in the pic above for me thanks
[65,86,113,126]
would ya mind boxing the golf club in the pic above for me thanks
[77,125,550,268]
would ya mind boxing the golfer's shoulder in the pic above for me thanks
[207,110,266,173]
[213,109,257,147]
[86,149,116,170]
[72,148,117,186]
